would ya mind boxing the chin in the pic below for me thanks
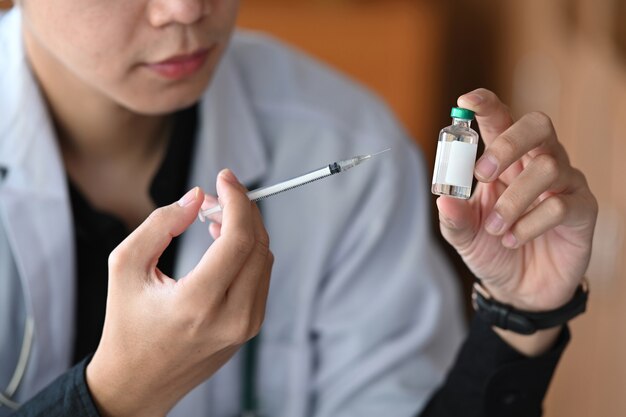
[113,72,214,116]
[124,92,204,115]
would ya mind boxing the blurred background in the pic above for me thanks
[237,0,626,416]
[2,0,625,415]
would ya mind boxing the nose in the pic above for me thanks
[148,0,211,27]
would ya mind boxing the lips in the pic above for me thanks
[146,48,212,80]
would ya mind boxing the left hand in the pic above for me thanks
[437,88,598,313]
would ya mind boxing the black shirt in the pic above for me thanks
[69,104,198,363]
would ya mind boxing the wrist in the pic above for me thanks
[472,279,588,335]
[481,280,581,312]
[86,349,171,417]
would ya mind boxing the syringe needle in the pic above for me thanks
[339,147,392,170]
[370,147,392,157]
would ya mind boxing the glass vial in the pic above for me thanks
[431,107,479,199]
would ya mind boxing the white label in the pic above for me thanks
[432,141,477,188]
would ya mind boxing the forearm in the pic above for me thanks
[419,316,569,417]
[494,326,562,357]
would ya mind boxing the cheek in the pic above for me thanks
[24,1,143,82]
[57,8,141,81]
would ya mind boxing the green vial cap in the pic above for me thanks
[451,107,475,120]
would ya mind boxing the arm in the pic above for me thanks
[423,88,597,416]
[12,170,274,417]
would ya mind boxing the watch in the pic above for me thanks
[472,279,589,335]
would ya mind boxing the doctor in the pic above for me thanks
[0,1,598,417]
[1,1,465,416]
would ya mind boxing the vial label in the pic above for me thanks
[432,141,478,188]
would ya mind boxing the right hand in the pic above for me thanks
[86,169,274,417]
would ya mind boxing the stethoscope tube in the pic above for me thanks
[0,316,34,410]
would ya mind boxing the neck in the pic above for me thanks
[51,99,171,166]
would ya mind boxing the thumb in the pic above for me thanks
[436,196,479,250]
[115,187,204,272]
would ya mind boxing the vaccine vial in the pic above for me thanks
[431,107,479,199]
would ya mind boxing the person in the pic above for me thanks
[0,1,597,417]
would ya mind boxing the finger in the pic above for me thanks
[183,170,256,295]
[224,248,273,343]
[474,111,558,183]
[111,187,203,273]
[484,153,561,236]
[256,251,274,319]
[209,222,222,240]
[217,169,254,237]
[201,193,223,224]
[436,195,481,251]
[250,250,275,335]
[501,172,597,249]
[220,249,273,346]
[225,202,271,314]
[500,195,569,249]
[458,88,514,145]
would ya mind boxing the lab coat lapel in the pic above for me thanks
[0,9,76,398]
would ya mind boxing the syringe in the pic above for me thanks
[198,148,391,222]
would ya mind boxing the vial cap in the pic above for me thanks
[451,107,475,120]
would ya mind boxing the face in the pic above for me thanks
[20,0,240,114]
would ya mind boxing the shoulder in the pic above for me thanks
[226,30,408,147]
[219,31,431,222]
[228,30,378,107]
[220,30,428,202]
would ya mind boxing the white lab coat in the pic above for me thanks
[0,8,464,417]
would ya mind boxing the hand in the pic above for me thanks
[436,89,597,354]
[86,169,274,417]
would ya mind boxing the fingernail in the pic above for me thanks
[485,211,505,234]
[475,155,498,181]
[219,169,238,184]
[178,187,199,207]
[460,93,484,106]
[502,232,518,248]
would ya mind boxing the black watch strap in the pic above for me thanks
[472,280,589,335]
